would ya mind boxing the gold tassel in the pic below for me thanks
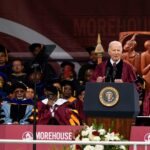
[73,90,76,97]
[57,90,60,99]
[69,118,76,126]
[5,48,8,62]
[71,114,80,125]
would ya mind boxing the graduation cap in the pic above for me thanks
[61,80,76,96]
[44,84,58,95]
[135,75,145,85]
[51,78,61,83]
[76,85,85,97]
[29,65,43,73]
[11,81,27,92]
[44,44,56,56]
[29,43,42,52]
[26,82,35,90]
[60,61,75,70]
[61,80,75,89]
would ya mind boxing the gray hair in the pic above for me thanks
[108,41,123,52]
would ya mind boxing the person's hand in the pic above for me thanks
[114,79,123,83]
[96,76,105,82]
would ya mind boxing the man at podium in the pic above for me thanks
[87,41,139,139]
[91,41,136,83]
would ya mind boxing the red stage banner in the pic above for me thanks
[0,125,83,150]
[129,126,150,150]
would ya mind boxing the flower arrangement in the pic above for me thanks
[71,122,128,150]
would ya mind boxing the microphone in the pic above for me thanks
[105,67,111,82]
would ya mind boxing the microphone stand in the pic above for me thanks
[33,65,38,150]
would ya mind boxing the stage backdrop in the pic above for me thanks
[0,0,150,72]
[0,0,150,57]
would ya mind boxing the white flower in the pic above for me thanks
[81,130,90,136]
[98,129,106,135]
[93,136,101,141]
[88,132,100,141]
[94,145,104,150]
[104,132,116,141]
[88,130,101,141]
[81,126,93,136]
[75,135,80,141]
[114,135,120,141]
[120,145,126,150]
[82,138,90,141]
[73,124,127,150]
[84,145,95,150]
[71,144,76,150]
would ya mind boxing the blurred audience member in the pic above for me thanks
[28,43,57,83]
[37,85,80,125]
[1,81,33,124]
[8,58,27,84]
[28,66,44,99]
[26,84,35,100]
[0,44,12,76]
[59,61,76,82]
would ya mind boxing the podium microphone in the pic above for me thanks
[105,67,111,82]
[112,63,117,81]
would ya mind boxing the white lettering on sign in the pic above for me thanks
[36,132,72,140]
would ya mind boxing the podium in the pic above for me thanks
[84,82,140,139]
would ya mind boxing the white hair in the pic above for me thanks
[108,41,123,52]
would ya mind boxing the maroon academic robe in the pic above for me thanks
[37,98,80,125]
[143,90,150,116]
[91,60,136,83]
[69,98,85,124]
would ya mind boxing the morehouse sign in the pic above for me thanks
[22,131,72,140]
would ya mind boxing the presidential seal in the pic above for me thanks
[99,86,119,107]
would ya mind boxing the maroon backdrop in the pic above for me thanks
[0,0,150,60]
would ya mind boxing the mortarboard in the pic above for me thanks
[11,81,27,92]
[61,80,75,89]
[76,85,85,97]
[44,84,58,95]
[60,61,75,69]
[135,75,145,85]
